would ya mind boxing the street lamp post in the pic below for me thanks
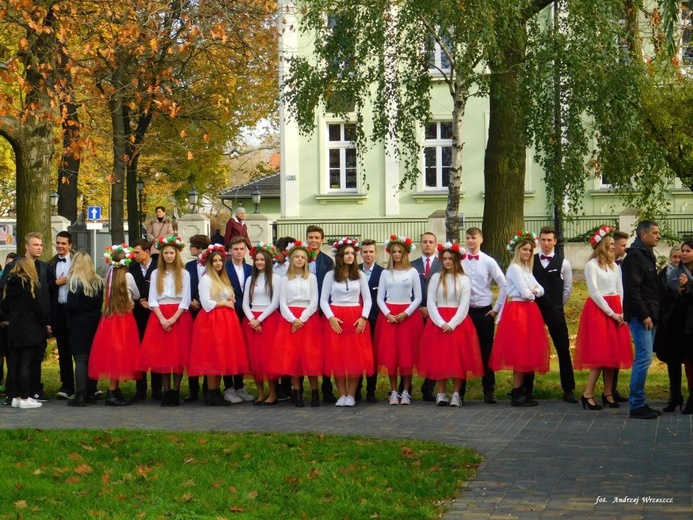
[251,187,262,214]
[188,187,199,214]
[136,177,145,238]
[50,192,59,216]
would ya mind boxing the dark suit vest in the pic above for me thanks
[533,254,564,309]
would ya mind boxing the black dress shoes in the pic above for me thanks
[483,391,497,404]
[612,390,628,403]
[421,390,436,402]
[629,406,660,419]
[562,391,578,404]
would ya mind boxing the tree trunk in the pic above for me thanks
[109,92,127,244]
[125,110,152,242]
[446,75,468,243]
[57,97,80,224]
[483,20,528,267]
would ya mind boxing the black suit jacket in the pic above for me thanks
[314,251,334,301]
[225,261,253,319]
[360,263,383,323]
[411,255,441,307]
[129,256,158,338]
[48,251,74,328]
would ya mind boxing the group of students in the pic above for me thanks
[0,222,684,414]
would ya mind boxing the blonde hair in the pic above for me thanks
[591,235,614,268]
[156,244,184,296]
[386,243,412,270]
[4,257,39,299]
[104,251,131,317]
[511,239,535,270]
[204,251,234,301]
[68,252,103,298]
[287,249,310,281]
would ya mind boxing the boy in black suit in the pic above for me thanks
[356,239,382,402]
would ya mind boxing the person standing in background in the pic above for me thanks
[146,206,174,254]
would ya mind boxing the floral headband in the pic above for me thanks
[385,235,415,254]
[507,231,537,253]
[155,235,185,251]
[103,244,135,268]
[590,226,616,248]
[199,244,227,265]
[331,236,360,254]
[436,242,465,259]
[250,242,278,260]
[285,240,317,263]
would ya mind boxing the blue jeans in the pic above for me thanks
[628,319,656,410]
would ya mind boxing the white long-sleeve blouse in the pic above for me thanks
[243,273,280,322]
[319,270,372,319]
[505,264,544,302]
[279,274,319,323]
[198,275,233,313]
[376,268,422,317]
[427,273,471,331]
[148,269,191,310]
[584,258,623,316]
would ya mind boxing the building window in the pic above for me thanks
[682,2,693,66]
[423,122,452,189]
[327,123,357,192]
[427,34,452,73]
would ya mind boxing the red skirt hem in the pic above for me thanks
[137,303,193,373]
[574,295,633,369]
[88,313,142,381]
[374,303,424,376]
[188,306,250,377]
[267,307,323,377]
[323,305,374,378]
[242,310,280,380]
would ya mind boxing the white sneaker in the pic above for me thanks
[335,396,347,407]
[19,398,42,409]
[389,391,400,405]
[223,389,243,404]
[400,390,411,405]
[11,398,20,408]
[436,393,449,406]
[450,392,462,407]
[345,395,355,407]
[235,388,255,402]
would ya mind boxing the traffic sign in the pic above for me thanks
[87,206,102,220]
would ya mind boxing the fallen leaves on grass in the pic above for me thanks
[15,500,27,509]
[74,464,93,475]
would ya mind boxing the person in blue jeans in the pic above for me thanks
[622,220,662,419]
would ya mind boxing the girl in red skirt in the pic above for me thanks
[188,245,249,406]
[574,227,633,410]
[242,243,281,405]
[375,235,423,405]
[320,237,373,407]
[137,236,192,407]
[489,232,550,407]
[270,242,321,407]
[89,245,140,406]
[418,243,483,407]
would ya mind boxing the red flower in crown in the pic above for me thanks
[436,242,464,258]
[198,244,227,265]
[589,225,616,248]
[331,236,360,254]
[385,234,415,254]
[285,240,318,263]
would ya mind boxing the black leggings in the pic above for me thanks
[7,344,38,398]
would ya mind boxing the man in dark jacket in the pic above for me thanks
[49,231,75,399]
[622,220,662,419]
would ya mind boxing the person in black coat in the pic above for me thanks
[356,239,383,402]
[1,257,49,409]
[184,234,210,402]
[64,252,104,406]
[0,251,17,398]
[128,238,162,401]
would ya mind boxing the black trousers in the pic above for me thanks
[72,353,97,395]
[524,307,575,393]
[460,306,496,395]
[356,317,378,396]
[30,340,46,396]
[54,304,74,393]
[7,344,37,398]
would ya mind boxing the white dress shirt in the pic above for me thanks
[462,251,507,313]
[148,269,191,309]
[198,275,233,313]
[280,274,318,323]
[376,268,422,316]
[538,249,573,304]
[584,258,623,317]
[319,271,372,319]
[56,254,71,304]
[427,273,471,330]
[243,273,281,322]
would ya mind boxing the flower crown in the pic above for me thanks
[507,231,537,252]
[590,226,616,248]
[198,244,227,265]
[155,235,185,251]
[285,240,317,263]
[385,235,415,254]
[436,242,465,259]
[103,244,135,268]
[249,242,278,260]
[331,236,360,254]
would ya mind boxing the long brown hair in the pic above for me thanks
[104,251,131,317]
[386,243,412,270]
[249,249,274,302]
[3,257,40,299]
[155,244,184,296]
[436,249,463,301]
[205,251,234,301]
[591,235,615,269]
[334,245,360,282]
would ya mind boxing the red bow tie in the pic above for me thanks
[540,254,553,261]
[467,254,479,260]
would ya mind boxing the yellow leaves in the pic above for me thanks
[400,446,415,458]
[74,464,93,475]
[180,492,194,502]
[187,151,194,160]
[66,476,81,484]
[14,500,27,509]
[149,38,160,52]
[229,506,247,513]
[247,491,258,499]
[136,465,154,478]
[180,129,187,138]
[211,24,228,43]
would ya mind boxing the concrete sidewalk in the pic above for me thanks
[2,397,691,519]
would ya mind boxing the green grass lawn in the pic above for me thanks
[0,429,480,519]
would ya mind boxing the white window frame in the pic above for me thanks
[427,33,452,75]
[324,122,358,193]
[422,121,452,191]
[682,1,693,67]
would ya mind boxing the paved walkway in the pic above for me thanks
[2,397,691,518]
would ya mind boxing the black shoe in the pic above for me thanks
[67,392,86,407]
[130,391,147,403]
[562,391,578,404]
[183,393,199,403]
[421,390,436,402]
[629,406,659,419]
[483,391,497,404]
[511,388,537,407]
[293,389,305,408]
[207,389,231,406]
[277,387,291,401]
[85,393,98,405]
[310,390,321,408]
[322,392,337,404]
[105,390,128,406]
[643,404,662,416]
[152,390,164,401]
[3,396,11,406]
[160,390,171,407]
[613,390,628,403]
[581,395,602,410]
[366,392,378,403]
[56,388,72,400]
[524,393,538,406]
[354,393,362,402]
[683,397,693,415]
[170,389,180,407]
[601,394,620,409]
[662,395,684,412]
[33,392,50,403]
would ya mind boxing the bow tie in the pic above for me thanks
[467,254,479,260]
[540,254,553,261]
[57,257,67,263]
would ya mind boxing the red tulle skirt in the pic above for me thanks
[242,310,280,380]
[323,305,374,378]
[268,307,323,377]
[490,300,551,373]
[137,303,193,373]
[574,295,633,369]
[417,308,484,380]
[88,312,141,381]
[374,303,424,376]
[188,306,250,377]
